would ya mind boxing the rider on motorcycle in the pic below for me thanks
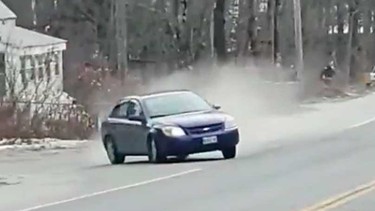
[320,61,336,86]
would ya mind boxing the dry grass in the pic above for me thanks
[0,101,94,140]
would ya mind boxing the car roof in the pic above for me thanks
[117,89,193,104]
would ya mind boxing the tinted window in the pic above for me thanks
[110,102,129,118]
[143,92,212,118]
[126,101,143,117]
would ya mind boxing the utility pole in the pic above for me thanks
[115,0,128,85]
[293,0,304,92]
[210,1,215,60]
[270,0,279,64]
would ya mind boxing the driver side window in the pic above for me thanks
[110,102,129,118]
[127,100,144,117]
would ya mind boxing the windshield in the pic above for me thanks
[143,92,213,118]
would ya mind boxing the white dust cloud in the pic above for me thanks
[141,63,305,154]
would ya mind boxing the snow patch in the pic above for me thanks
[0,138,88,152]
[0,175,23,186]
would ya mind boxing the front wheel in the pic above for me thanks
[148,138,167,163]
[221,146,236,159]
[176,154,189,161]
[105,136,125,165]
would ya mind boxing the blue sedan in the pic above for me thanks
[101,90,240,164]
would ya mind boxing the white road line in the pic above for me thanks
[17,168,202,211]
[348,116,375,129]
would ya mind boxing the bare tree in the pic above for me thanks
[214,0,227,63]
[236,0,252,60]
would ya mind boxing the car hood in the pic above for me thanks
[152,110,230,128]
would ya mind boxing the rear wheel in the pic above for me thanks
[221,146,236,159]
[148,138,167,163]
[105,136,125,164]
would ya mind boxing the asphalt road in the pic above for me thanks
[333,191,375,211]
[1,121,375,211]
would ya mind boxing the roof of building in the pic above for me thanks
[3,26,66,48]
[0,1,16,20]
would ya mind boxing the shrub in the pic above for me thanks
[0,100,94,140]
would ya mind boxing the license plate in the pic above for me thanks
[202,136,218,145]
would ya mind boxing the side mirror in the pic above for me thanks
[128,115,146,123]
[212,104,221,110]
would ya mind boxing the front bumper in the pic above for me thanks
[156,128,240,156]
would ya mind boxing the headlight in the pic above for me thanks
[161,126,186,137]
[224,117,237,130]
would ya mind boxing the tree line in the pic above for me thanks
[2,0,375,140]
[4,0,375,93]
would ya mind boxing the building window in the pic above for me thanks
[30,56,36,80]
[45,55,52,82]
[20,56,27,88]
[54,53,59,75]
[0,53,5,97]
[38,55,44,80]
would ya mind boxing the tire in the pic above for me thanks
[148,138,167,163]
[221,146,236,159]
[176,154,189,161]
[104,136,125,165]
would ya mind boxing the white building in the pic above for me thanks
[0,0,69,104]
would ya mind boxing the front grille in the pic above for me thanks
[185,123,223,135]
